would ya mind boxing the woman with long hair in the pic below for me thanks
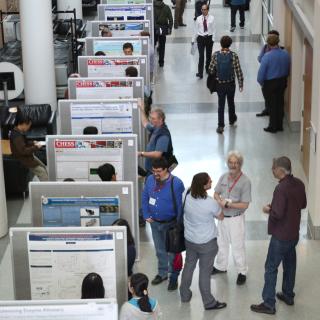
[120,273,161,319]
[81,272,105,299]
[179,172,227,310]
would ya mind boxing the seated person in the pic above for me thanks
[95,51,106,56]
[81,272,105,299]
[83,126,98,135]
[120,273,161,319]
[97,163,116,181]
[112,218,136,276]
[123,42,134,56]
[9,110,48,181]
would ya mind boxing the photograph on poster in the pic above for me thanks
[104,6,147,21]
[41,197,120,227]
[54,139,124,181]
[93,39,142,55]
[27,232,117,300]
[71,102,133,134]
[75,80,134,99]
[99,22,145,37]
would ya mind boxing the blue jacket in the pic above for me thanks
[230,0,246,5]
[257,47,290,86]
[142,174,185,221]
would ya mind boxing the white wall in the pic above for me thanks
[250,0,262,35]
[272,0,286,41]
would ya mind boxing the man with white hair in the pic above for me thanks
[212,150,251,285]
[251,156,306,315]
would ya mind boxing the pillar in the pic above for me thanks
[57,0,83,20]
[20,0,57,110]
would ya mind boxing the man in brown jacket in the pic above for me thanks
[9,112,48,181]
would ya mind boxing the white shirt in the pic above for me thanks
[192,14,216,42]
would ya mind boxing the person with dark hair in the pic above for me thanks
[63,178,75,182]
[120,273,161,319]
[256,30,281,117]
[208,35,244,134]
[97,163,116,181]
[142,157,185,291]
[174,0,187,29]
[95,51,106,56]
[81,272,105,299]
[125,66,139,77]
[251,157,306,315]
[123,42,134,56]
[229,0,246,32]
[83,126,98,135]
[180,172,226,310]
[9,111,48,181]
[112,218,136,276]
[257,34,291,133]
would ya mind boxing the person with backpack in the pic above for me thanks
[229,0,246,32]
[208,35,243,134]
[192,3,216,79]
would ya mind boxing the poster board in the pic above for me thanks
[78,56,149,89]
[68,77,144,100]
[58,99,145,151]
[85,36,149,57]
[0,299,117,320]
[10,227,127,306]
[101,0,152,4]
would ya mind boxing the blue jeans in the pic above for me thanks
[150,221,179,282]
[217,82,237,127]
[262,236,298,309]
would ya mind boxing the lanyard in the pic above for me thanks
[228,172,242,194]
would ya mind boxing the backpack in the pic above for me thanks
[216,51,233,82]
[194,0,211,20]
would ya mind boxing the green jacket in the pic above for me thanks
[154,0,173,29]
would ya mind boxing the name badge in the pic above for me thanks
[149,197,156,205]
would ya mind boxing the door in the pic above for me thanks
[301,39,313,179]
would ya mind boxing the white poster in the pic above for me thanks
[93,40,142,56]
[27,232,117,300]
[71,102,133,134]
[99,22,145,37]
[104,6,147,21]
[75,80,134,100]
[87,58,140,78]
[54,139,124,181]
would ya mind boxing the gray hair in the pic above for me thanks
[227,150,244,167]
[150,107,166,122]
[273,156,291,175]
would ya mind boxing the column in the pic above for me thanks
[250,0,262,36]
[0,142,8,238]
[57,0,83,20]
[20,0,57,110]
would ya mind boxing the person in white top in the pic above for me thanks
[192,3,216,79]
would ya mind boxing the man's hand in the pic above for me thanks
[217,212,224,220]
[137,98,144,110]
[146,218,154,223]
[263,205,271,214]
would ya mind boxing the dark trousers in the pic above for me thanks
[217,82,237,127]
[174,0,186,26]
[231,4,245,27]
[197,35,213,76]
[261,86,270,114]
[263,77,287,130]
[262,236,298,309]
[155,33,167,66]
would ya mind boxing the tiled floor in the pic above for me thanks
[0,1,318,319]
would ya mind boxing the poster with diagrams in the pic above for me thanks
[75,80,134,100]
[104,5,147,21]
[41,196,120,227]
[27,232,117,300]
[93,39,142,55]
[54,139,124,181]
[87,58,141,78]
[99,22,146,37]
[70,102,134,134]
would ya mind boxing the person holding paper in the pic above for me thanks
[9,110,48,181]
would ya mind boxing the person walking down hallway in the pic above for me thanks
[208,35,243,134]
[229,0,246,32]
[192,3,215,79]
[257,34,290,133]
[251,157,306,315]
[174,0,187,29]
[154,0,173,67]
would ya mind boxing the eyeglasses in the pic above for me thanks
[201,8,208,11]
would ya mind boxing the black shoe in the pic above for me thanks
[174,25,178,29]
[264,127,277,133]
[230,27,235,32]
[216,127,224,134]
[205,301,227,310]
[159,62,164,67]
[151,275,167,285]
[276,292,294,306]
[196,73,203,79]
[211,266,226,275]
[256,110,269,117]
[250,303,276,315]
[179,23,187,27]
[167,281,178,291]
[236,273,246,285]
[230,115,237,126]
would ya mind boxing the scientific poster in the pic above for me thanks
[54,139,124,181]
[93,39,142,55]
[99,22,146,37]
[104,6,147,21]
[75,80,134,99]
[70,102,134,134]
[27,232,117,300]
